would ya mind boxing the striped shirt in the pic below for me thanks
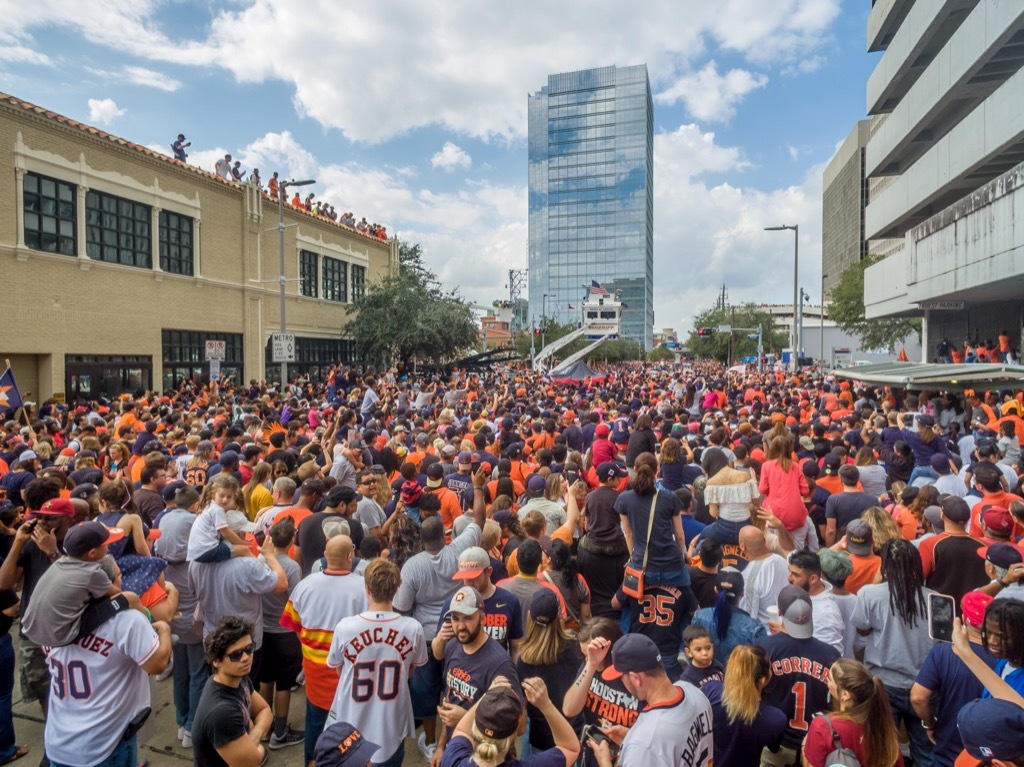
[280,569,367,709]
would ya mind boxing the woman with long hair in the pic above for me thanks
[514,590,583,754]
[703,645,786,767]
[617,452,690,592]
[541,539,591,631]
[802,659,903,767]
[702,446,760,547]
[851,539,933,767]
[758,434,811,549]
[862,506,902,554]
[242,462,273,520]
[387,509,422,570]
[692,568,767,666]
[854,446,887,499]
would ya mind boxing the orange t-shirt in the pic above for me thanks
[845,553,882,594]
[969,492,1024,540]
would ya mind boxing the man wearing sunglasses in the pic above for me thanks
[192,616,273,767]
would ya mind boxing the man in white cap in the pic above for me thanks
[430,546,523,661]
[756,584,839,766]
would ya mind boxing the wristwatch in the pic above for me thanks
[47,549,59,561]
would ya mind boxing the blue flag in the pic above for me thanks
[0,368,23,415]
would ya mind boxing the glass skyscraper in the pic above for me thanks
[528,64,654,349]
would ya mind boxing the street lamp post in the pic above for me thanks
[765,224,799,372]
[277,179,315,388]
[798,287,808,369]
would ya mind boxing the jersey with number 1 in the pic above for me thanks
[756,633,839,749]
[325,610,428,762]
[43,610,159,766]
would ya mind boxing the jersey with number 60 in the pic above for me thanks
[43,610,159,766]
[325,610,428,762]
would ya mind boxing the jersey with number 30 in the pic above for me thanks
[43,610,159,766]
[326,610,428,762]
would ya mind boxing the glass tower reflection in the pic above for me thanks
[528,64,654,350]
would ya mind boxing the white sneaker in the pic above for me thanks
[181,731,192,749]
[417,732,436,761]
[177,725,186,741]
[156,656,174,681]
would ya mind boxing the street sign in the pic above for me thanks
[272,332,296,362]
[717,325,732,333]
[209,360,221,381]
[204,340,226,361]
[918,301,964,310]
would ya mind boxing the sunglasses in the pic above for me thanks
[226,643,255,662]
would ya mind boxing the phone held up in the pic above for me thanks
[927,593,956,642]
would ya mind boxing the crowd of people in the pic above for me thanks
[170,135,390,242]
[935,333,1020,364]
[1,360,1024,767]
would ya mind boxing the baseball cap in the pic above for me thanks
[453,547,490,580]
[940,495,971,524]
[595,423,610,438]
[777,584,814,639]
[716,566,744,597]
[69,483,98,501]
[314,722,380,767]
[801,460,820,479]
[917,414,936,427]
[977,541,1024,569]
[823,454,841,475]
[983,506,1015,536]
[218,450,239,466]
[63,521,125,557]
[445,586,484,618]
[37,498,74,517]
[527,474,546,492]
[457,451,473,465]
[798,436,815,452]
[529,588,560,627]
[957,698,1024,765]
[160,480,186,503]
[923,506,944,533]
[596,461,628,482]
[601,633,662,681]
[18,450,38,464]
[846,519,873,556]
[961,591,994,631]
[474,686,522,740]
[441,444,457,457]
[929,453,950,473]
[817,548,853,583]
[506,443,523,459]
[426,463,445,488]
[225,510,256,533]
[492,509,513,526]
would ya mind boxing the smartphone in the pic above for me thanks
[566,470,578,485]
[582,724,618,755]
[928,593,955,642]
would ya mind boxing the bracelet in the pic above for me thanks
[921,720,934,730]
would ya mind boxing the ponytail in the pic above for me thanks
[722,645,770,725]
[712,590,734,641]
[633,452,658,495]
[830,659,900,767]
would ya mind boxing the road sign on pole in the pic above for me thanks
[204,340,226,361]
[271,332,296,363]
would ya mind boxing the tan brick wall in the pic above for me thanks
[0,100,398,399]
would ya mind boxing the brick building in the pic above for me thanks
[0,93,397,401]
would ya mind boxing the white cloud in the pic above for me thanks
[123,65,181,91]
[0,44,52,66]
[656,62,768,122]
[87,97,126,125]
[0,0,840,143]
[788,145,800,161]
[431,142,472,172]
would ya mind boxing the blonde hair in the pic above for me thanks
[862,506,900,553]
[469,721,513,765]
[722,645,770,725]
[243,462,272,512]
[481,520,502,551]
[200,474,241,511]
[518,615,572,666]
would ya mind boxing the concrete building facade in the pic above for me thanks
[0,93,397,401]
[859,1,1024,358]
[528,64,654,350]
[822,120,870,296]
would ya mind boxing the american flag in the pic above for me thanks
[590,280,609,295]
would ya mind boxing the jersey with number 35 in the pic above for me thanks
[43,610,159,766]
[326,610,428,762]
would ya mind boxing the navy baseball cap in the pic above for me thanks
[314,722,379,767]
[596,461,628,482]
[602,633,662,681]
[957,698,1024,764]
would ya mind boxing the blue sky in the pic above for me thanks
[0,0,877,332]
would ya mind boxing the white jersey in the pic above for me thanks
[619,682,713,767]
[326,610,428,762]
[43,610,159,766]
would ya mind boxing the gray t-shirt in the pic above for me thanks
[355,496,387,531]
[260,553,301,634]
[22,558,112,647]
[155,509,201,643]
[852,581,936,687]
[519,498,567,534]
[392,523,481,639]
[188,557,280,649]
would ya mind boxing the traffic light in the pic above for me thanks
[696,327,713,337]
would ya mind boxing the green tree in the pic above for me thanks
[648,345,676,362]
[829,256,921,353]
[347,241,478,367]
[683,304,788,362]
